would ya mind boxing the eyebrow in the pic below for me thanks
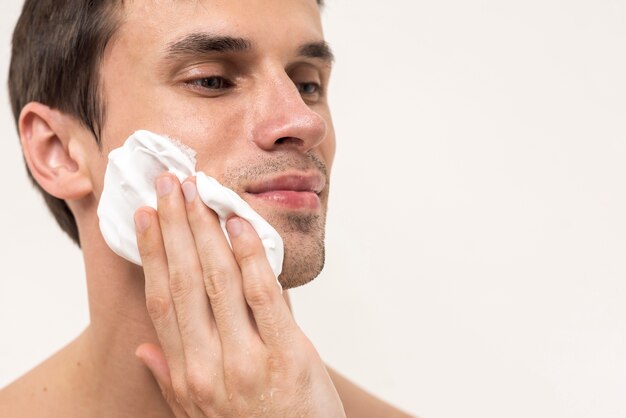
[164,32,334,64]
[165,33,252,59]
[298,41,335,63]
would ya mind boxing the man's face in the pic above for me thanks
[95,0,335,288]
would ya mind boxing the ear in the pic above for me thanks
[19,102,93,201]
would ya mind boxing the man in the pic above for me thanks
[0,0,412,416]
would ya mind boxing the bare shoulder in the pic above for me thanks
[0,365,59,417]
[327,366,417,418]
[0,343,82,418]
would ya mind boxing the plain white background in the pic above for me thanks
[1,1,625,417]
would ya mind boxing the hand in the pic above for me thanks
[133,173,345,417]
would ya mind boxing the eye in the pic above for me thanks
[187,76,233,90]
[297,82,321,95]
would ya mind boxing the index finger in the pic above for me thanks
[225,216,294,347]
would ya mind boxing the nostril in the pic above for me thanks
[275,137,304,147]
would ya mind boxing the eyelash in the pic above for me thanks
[186,76,233,91]
[297,82,322,96]
[185,76,323,99]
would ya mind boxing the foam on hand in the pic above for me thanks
[97,130,284,282]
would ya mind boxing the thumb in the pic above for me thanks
[135,343,186,416]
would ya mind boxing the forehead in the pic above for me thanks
[115,0,324,54]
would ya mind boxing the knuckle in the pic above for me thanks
[235,246,258,268]
[168,269,193,301]
[224,358,256,387]
[244,281,275,309]
[145,295,172,323]
[186,368,213,405]
[265,352,291,378]
[186,199,207,222]
[203,267,230,299]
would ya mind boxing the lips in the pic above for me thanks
[246,172,325,194]
[245,172,326,210]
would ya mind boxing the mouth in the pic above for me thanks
[244,172,326,210]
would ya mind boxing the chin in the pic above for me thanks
[271,213,327,290]
[278,243,325,289]
[243,192,329,289]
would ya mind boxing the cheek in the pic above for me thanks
[320,122,336,175]
[154,92,245,145]
[161,100,252,179]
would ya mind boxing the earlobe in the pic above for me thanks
[19,102,93,201]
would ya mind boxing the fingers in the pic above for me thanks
[135,207,188,389]
[181,179,257,350]
[137,173,221,415]
[155,174,217,352]
[226,217,294,347]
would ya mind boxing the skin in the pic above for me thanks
[0,0,414,416]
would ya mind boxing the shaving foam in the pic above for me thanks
[97,130,284,283]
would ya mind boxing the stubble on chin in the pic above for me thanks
[271,212,327,289]
[219,152,330,289]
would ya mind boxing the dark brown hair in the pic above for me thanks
[8,0,324,247]
[9,0,121,246]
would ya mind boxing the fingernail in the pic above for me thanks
[156,176,174,197]
[227,217,242,237]
[182,181,197,203]
[134,211,151,232]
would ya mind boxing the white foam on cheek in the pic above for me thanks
[97,130,284,288]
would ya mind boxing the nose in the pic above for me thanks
[249,71,327,153]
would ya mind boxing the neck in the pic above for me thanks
[72,209,172,417]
